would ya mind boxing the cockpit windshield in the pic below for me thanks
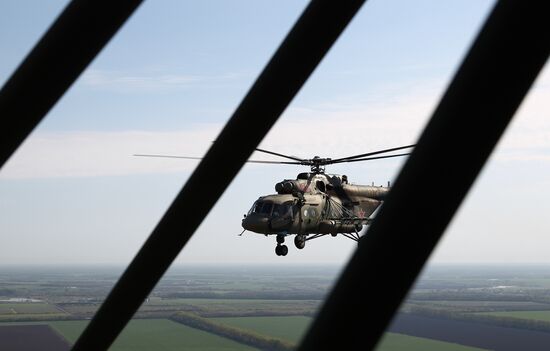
[249,201,294,218]
[249,201,273,215]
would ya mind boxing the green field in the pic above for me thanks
[478,310,550,322]
[212,316,487,351]
[1,319,254,351]
[0,303,61,314]
[0,317,489,351]
[0,302,68,321]
[212,316,311,342]
[145,298,318,316]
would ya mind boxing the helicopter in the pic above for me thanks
[135,144,414,256]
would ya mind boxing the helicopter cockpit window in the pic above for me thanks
[249,201,262,215]
[297,172,310,180]
[259,202,273,215]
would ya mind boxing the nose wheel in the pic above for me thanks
[275,244,288,256]
[275,234,288,256]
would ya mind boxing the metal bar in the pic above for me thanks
[0,0,143,169]
[298,1,550,350]
[72,1,366,350]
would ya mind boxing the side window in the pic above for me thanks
[272,204,281,217]
[281,203,292,218]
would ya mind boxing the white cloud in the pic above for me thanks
[2,67,549,180]
[0,87,434,179]
[80,69,245,93]
[0,128,221,179]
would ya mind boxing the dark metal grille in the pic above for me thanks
[0,0,548,350]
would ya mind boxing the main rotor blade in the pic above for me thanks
[73,1,367,350]
[254,147,306,162]
[134,154,203,160]
[329,152,411,164]
[330,144,416,163]
[133,153,301,164]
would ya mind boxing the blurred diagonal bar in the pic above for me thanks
[298,1,550,350]
[72,1,366,350]
[0,0,143,169]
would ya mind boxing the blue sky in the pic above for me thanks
[2,0,549,265]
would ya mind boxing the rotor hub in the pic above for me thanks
[306,156,331,173]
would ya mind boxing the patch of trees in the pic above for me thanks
[403,301,550,313]
[409,288,550,304]
[0,315,77,323]
[406,306,550,333]
[0,289,17,296]
[409,291,533,302]
[171,312,295,351]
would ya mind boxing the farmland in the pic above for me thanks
[2,264,550,350]
[212,316,311,342]
[0,324,70,351]
[51,319,255,351]
[210,315,487,350]
[0,318,487,351]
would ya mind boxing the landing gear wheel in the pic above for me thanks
[275,244,288,256]
[276,235,285,244]
[294,235,306,250]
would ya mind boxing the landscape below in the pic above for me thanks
[2,264,550,350]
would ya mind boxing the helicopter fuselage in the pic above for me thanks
[241,172,389,249]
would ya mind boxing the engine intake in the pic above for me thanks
[275,181,295,194]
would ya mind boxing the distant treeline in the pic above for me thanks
[405,302,550,313]
[0,289,17,296]
[171,312,295,351]
[409,289,550,305]
[162,292,325,300]
[409,291,533,302]
[0,315,78,323]
[406,306,550,333]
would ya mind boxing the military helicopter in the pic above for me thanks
[135,144,414,256]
